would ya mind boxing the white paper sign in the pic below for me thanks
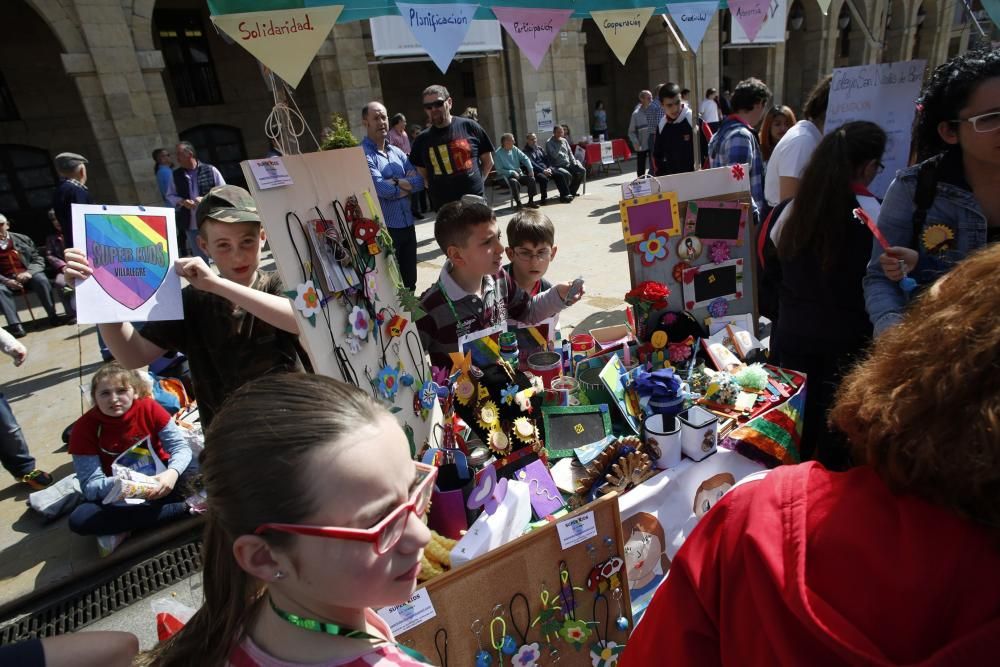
[600,141,614,164]
[825,59,926,197]
[71,204,183,324]
[730,0,786,44]
[249,157,293,189]
[536,101,554,132]
[376,588,437,635]
[557,510,598,549]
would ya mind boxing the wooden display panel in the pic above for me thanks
[397,494,632,665]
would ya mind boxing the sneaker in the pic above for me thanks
[21,469,53,491]
[97,532,129,558]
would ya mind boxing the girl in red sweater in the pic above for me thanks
[68,363,196,557]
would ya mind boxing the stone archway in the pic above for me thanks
[22,0,87,54]
[784,0,828,111]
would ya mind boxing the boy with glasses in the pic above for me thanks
[503,209,562,355]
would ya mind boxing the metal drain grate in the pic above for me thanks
[0,539,203,645]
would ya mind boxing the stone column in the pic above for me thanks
[312,24,384,140]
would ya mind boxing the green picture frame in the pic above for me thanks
[542,404,613,460]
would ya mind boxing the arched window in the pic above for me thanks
[179,124,248,189]
[0,144,58,240]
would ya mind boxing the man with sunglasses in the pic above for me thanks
[409,85,495,208]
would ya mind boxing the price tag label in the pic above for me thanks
[376,588,437,635]
[556,510,597,550]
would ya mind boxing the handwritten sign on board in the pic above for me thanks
[825,60,926,197]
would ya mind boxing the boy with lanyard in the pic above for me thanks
[502,209,559,357]
[416,196,583,371]
[64,185,308,428]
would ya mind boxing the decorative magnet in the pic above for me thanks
[677,235,702,261]
[476,400,500,431]
[707,297,729,318]
[349,305,370,339]
[672,261,691,283]
[501,384,518,406]
[512,417,536,443]
[375,365,400,400]
[635,232,668,266]
[489,429,511,453]
[352,215,381,255]
[287,280,321,327]
[922,224,955,253]
[709,240,731,263]
[385,313,408,338]
[456,377,475,405]
[650,330,668,350]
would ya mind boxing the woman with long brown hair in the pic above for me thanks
[622,244,1000,665]
[758,105,795,163]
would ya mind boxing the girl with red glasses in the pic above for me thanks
[142,374,433,666]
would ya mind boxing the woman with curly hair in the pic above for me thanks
[621,244,1000,666]
[865,48,1000,336]
[758,104,795,164]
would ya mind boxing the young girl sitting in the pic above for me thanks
[68,363,196,556]
[142,373,433,667]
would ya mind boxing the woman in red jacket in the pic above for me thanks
[621,243,1000,665]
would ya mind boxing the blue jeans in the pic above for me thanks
[0,393,36,479]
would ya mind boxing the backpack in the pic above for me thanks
[148,372,191,415]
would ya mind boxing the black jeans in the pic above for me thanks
[564,163,586,196]
[388,225,418,291]
[504,174,537,205]
[534,169,570,200]
[636,151,650,177]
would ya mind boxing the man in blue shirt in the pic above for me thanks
[152,148,173,206]
[51,152,92,248]
[362,101,425,291]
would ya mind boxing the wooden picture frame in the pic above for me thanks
[619,191,681,244]
[681,258,744,310]
[683,200,748,246]
[542,404,613,459]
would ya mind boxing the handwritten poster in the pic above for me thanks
[601,141,615,164]
[591,7,655,65]
[71,204,183,324]
[825,59,927,197]
[665,1,718,52]
[493,7,573,69]
[395,2,478,73]
[730,0,786,44]
[211,6,343,88]
[727,0,771,42]
[536,100,554,132]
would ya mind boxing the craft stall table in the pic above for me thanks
[573,139,632,176]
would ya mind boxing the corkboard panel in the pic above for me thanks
[398,494,631,665]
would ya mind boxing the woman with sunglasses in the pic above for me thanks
[767,121,887,469]
[865,48,1000,336]
[142,373,433,666]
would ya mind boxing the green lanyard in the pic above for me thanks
[437,278,500,335]
[268,596,431,664]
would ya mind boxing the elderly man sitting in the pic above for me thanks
[545,124,585,198]
[0,215,65,337]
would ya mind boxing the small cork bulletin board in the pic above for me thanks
[396,494,632,666]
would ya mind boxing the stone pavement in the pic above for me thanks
[0,164,637,646]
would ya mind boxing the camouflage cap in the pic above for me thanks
[195,184,261,227]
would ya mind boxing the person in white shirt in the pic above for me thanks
[701,88,722,132]
[764,76,832,209]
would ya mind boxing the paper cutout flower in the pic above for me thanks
[708,298,728,318]
[637,232,668,266]
[376,365,400,400]
[590,641,624,667]
[730,164,745,181]
[709,241,731,263]
[501,384,518,406]
[345,334,362,354]
[349,305,370,339]
[476,400,500,431]
[513,642,541,667]
[559,618,592,648]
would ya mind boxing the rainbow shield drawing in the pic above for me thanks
[85,213,170,310]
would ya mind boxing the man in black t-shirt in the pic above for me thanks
[410,84,495,207]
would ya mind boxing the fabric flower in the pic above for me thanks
[625,281,670,310]
[376,365,400,400]
[660,311,678,328]
[350,305,370,338]
[730,163,745,181]
[292,280,321,325]
[559,618,592,647]
[590,641,624,667]
[709,241,731,263]
[668,342,692,363]
[637,232,668,266]
[708,298,728,318]
[513,642,541,667]
[633,367,683,402]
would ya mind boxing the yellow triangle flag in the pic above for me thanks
[815,0,832,15]
[211,6,344,88]
[590,7,655,65]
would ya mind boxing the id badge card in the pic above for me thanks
[458,322,506,367]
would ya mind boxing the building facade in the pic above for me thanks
[1,0,993,239]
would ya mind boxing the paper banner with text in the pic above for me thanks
[591,7,655,65]
[396,2,479,73]
[731,0,786,44]
[211,6,343,88]
[492,7,573,69]
[71,204,183,324]
[816,0,832,16]
[665,1,718,52]
[727,0,770,42]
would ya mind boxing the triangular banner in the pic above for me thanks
[591,7,655,65]
[211,6,343,88]
[728,0,770,42]
[396,2,479,73]
[665,2,718,52]
[816,0,832,16]
[982,0,1000,27]
[492,7,574,70]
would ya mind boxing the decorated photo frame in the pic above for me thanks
[681,258,744,311]
[598,354,643,435]
[620,191,681,244]
[683,200,748,246]
[541,404,613,459]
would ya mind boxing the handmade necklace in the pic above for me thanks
[268,596,430,663]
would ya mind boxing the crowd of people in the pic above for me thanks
[0,46,998,665]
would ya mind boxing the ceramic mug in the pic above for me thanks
[643,413,682,469]
[679,405,719,461]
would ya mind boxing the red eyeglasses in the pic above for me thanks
[254,462,437,555]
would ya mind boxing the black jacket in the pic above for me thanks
[652,109,708,176]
